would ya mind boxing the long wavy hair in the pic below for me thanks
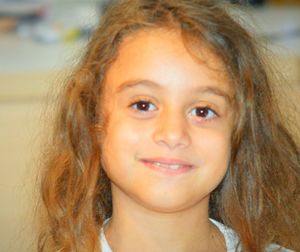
[37,0,300,251]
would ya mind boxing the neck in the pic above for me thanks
[104,185,225,252]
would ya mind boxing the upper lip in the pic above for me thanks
[140,157,194,166]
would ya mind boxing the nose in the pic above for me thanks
[152,109,191,149]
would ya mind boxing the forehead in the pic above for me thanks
[104,28,232,97]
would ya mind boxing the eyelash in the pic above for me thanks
[128,98,219,121]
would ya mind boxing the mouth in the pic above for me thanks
[140,158,195,175]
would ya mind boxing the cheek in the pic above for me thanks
[101,114,148,171]
[194,128,231,168]
[104,116,146,147]
[192,129,231,195]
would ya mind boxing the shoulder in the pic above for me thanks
[266,244,295,252]
[210,218,240,251]
[100,219,113,252]
[210,219,295,252]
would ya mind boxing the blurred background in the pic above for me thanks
[0,0,299,251]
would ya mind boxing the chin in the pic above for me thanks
[130,189,210,214]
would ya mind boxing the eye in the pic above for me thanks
[130,100,157,112]
[190,106,218,120]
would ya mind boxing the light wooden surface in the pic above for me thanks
[0,71,61,252]
[0,101,41,251]
[270,0,300,5]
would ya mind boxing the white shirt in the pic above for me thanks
[100,218,294,252]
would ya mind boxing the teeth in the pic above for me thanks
[169,164,181,170]
[153,162,183,170]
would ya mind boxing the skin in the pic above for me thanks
[101,28,234,252]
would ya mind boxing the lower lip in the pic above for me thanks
[141,161,194,175]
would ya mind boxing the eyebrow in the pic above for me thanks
[116,79,232,103]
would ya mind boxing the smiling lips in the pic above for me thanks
[140,158,195,175]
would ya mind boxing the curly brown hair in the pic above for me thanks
[37,0,300,251]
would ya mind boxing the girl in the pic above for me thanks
[37,0,300,251]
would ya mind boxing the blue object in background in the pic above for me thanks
[229,0,265,5]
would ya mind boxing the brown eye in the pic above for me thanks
[191,107,217,119]
[131,101,157,112]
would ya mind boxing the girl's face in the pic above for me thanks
[101,28,234,213]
